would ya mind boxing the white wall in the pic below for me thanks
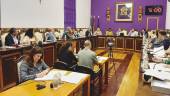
[76,0,91,28]
[166,0,170,29]
[1,0,64,28]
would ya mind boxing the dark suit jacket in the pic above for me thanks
[5,34,19,46]
[58,51,77,67]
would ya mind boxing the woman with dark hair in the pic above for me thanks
[58,42,77,67]
[5,28,20,46]
[20,47,49,82]
[21,28,37,45]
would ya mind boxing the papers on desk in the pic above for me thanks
[151,80,170,94]
[148,63,170,72]
[61,72,87,84]
[97,56,108,63]
[151,46,165,57]
[35,70,88,84]
[144,69,170,80]
[2,46,16,49]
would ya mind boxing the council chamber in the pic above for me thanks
[0,0,170,96]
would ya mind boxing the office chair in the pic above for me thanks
[53,60,76,71]
[75,66,102,96]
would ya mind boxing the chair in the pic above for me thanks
[53,60,76,71]
[17,55,26,84]
[75,66,102,96]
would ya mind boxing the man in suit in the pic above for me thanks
[5,28,20,46]
[77,40,98,69]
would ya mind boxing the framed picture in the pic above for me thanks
[115,2,134,22]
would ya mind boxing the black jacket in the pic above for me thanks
[58,51,77,67]
[5,34,19,46]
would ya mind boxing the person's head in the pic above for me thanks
[158,30,167,40]
[108,28,112,31]
[25,28,34,38]
[118,28,121,31]
[84,40,92,49]
[59,42,73,55]
[66,27,72,32]
[97,27,101,31]
[25,47,43,67]
[9,28,18,36]
[142,29,146,32]
[46,28,54,32]
[131,28,135,32]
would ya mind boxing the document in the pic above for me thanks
[35,70,88,84]
[144,69,170,80]
[61,72,88,84]
[97,56,108,63]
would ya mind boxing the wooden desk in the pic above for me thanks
[0,70,90,96]
[94,56,109,94]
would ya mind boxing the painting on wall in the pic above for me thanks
[115,2,134,22]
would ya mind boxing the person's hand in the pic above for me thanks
[152,57,162,63]
[36,72,45,78]
[41,68,50,75]
[36,68,50,78]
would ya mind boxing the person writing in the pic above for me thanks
[77,40,98,70]
[20,47,50,82]
[5,28,20,46]
[58,42,78,68]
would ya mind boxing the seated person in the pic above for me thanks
[45,28,57,42]
[77,40,98,70]
[128,28,139,37]
[78,28,84,37]
[21,28,37,45]
[73,28,80,38]
[140,29,148,38]
[54,28,61,39]
[93,27,102,36]
[5,28,20,46]
[149,31,163,49]
[106,28,113,36]
[85,28,92,37]
[58,42,77,68]
[20,47,50,82]
[116,28,123,36]
[62,27,73,40]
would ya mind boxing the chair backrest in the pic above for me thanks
[53,60,72,71]
[17,55,26,83]
[75,66,95,80]
[34,31,43,42]
[1,33,8,46]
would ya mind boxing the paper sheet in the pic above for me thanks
[35,70,88,84]
[144,69,170,80]
[97,56,108,63]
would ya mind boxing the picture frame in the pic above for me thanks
[115,2,134,22]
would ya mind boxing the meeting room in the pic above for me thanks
[0,0,170,96]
